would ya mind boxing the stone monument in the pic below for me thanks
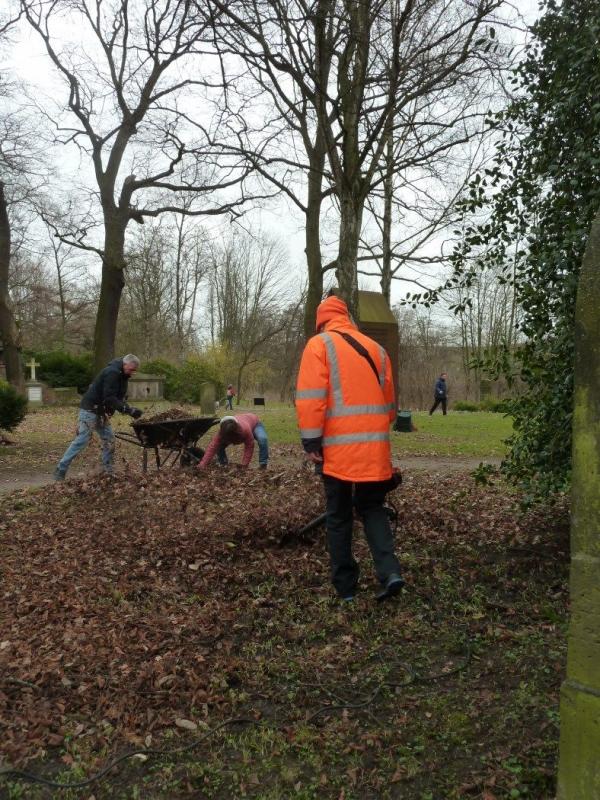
[25,358,44,405]
[557,212,600,798]
[127,372,165,401]
[200,382,216,416]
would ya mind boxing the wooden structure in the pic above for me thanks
[356,290,399,406]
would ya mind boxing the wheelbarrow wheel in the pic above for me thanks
[180,446,204,467]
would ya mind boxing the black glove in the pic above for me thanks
[382,468,402,494]
[127,406,143,419]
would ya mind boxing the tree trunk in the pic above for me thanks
[236,363,245,406]
[56,260,67,350]
[337,192,363,322]
[557,211,600,798]
[0,183,24,392]
[303,141,326,339]
[93,217,127,371]
[381,119,394,303]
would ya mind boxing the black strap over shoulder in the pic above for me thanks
[331,330,381,384]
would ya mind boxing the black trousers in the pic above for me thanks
[323,475,401,597]
[430,397,447,415]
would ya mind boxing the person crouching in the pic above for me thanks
[197,414,268,469]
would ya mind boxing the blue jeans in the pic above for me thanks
[218,422,269,466]
[226,396,234,410]
[57,409,115,475]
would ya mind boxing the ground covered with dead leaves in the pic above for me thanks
[0,467,568,799]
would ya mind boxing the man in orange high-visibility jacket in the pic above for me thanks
[295,294,404,601]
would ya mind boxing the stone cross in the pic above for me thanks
[26,358,40,382]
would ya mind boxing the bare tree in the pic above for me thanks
[0,8,39,391]
[22,0,266,370]
[449,258,520,400]
[118,214,208,358]
[208,0,501,328]
[207,232,293,398]
[0,182,22,389]
[39,219,93,349]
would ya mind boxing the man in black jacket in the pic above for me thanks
[54,355,143,480]
[429,372,448,415]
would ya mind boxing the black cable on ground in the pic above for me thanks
[305,643,471,722]
[0,718,258,791]
[0,637,472,791]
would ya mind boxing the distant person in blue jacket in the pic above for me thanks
[429,372,448,415]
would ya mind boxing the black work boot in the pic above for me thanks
[375,573,404,602]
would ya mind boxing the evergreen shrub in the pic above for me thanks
[34,351,94,392]
[0,380,28,432]
[453,401,479,412]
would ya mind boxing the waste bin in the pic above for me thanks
[394,410,412,432]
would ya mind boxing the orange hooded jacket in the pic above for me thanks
[295,296,396,482]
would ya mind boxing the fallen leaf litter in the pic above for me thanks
[0,467,568,772]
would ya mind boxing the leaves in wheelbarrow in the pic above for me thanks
[140,407,195,424]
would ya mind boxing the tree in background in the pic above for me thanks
[207,232,293,400]
[0,181,22,389]
[446,0,600,501]
[0,9,34,392]
[118,215,208,359]
[42,218,94,350]
[22,0,262,371]
[449,259,520,401]
[209,0,501,333]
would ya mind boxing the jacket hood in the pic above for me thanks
[108,358,124,372]
[315,296,357,332]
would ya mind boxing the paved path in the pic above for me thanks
[0,456,502,497]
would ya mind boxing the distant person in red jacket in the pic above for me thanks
[198,414,268,469]
[225,384,236,410]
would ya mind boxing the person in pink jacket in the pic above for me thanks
[198,414,269,469]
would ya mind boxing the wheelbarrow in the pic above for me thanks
[114,416,219,472]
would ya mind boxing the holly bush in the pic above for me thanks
[442,0,599,502]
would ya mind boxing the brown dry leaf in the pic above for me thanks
[174,718,198,731]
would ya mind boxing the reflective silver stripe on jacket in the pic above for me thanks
[323,431,390,446]
[300,428,323,438]
[326,403,391,418]
[320,332,389,417]
[296,388,328,400]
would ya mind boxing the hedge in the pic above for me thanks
[33,351,94,393]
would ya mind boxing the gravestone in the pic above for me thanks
[127,372,165,401]
[557,212,600,798]
[25,358,44,405]
[200,382,216,416]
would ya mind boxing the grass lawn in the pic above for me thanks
[0,404,511,478]
[234,404,512,458]
[394,411,513,458]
